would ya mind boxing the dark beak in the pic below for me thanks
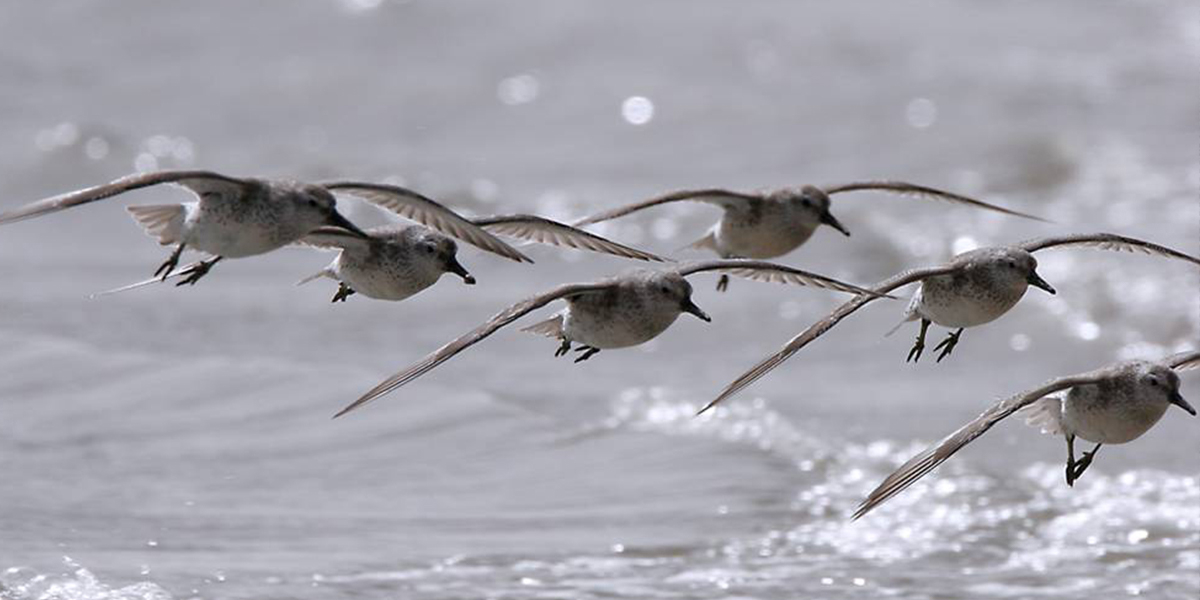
[1170,391,1196,416]
[1027,270,1056,295]
[680,297,711,322]
[445,256,476,285]
[326,210,370,239]
[820,210,850,237]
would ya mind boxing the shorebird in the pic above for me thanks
[333,260,890,418]
[698,233,1200,414]
[0,172,537,286]
[573,181,1045,291]
[852,350,1198,519]
[295,215,667,303]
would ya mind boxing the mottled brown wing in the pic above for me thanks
[853,372,1110,520]
[322,181,532,263]
[571,189,761,227]
[821,181,1046,222]
[334,282,617,418]
[697,264,961,415]
[473,215,669,262]
[1018,233,1200,266]
[0,170,248,225]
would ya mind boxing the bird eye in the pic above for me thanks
[659,285,671,294]
[424,244,436,254]
[1149,378,1159,387]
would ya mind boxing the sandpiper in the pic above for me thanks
[0,170,372,285]
[333,259,889,418]
[296,216,666,303]
[853,350,1198,519]
[573,181,1045,291]
[699,233,1200,414]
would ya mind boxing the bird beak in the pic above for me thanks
[1027,271,1056,295]
[820,210,850,237]
[1170,391,1196,416]
[681,297,712,322]
[325,211,370,239]
[445,256,476,285]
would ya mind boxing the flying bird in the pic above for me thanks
[853,350,1198,520]
[699,233,1200,414]
[334,260,889,418]
[573,181,1046,291]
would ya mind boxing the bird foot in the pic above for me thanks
[573,346,600,363]
[174,257,221,286]
[934,329,963,363]
[716,274,730,293]
[154,245,185,280]
[906,340,925,363]
[555,339,572,357]
[331,283,356,303]
[1066,447,1100,486]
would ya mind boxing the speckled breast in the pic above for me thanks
[563,291,681,349]
[917,270,1028,328]
[1062,383,1166,444]
[714,202,817,259]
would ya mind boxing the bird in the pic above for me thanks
[0,171,542,287]
[295,215,667,303]
[0,170,373,286]
[572,181,1046,291]
[333,259,891,418]
[852,350,1199,520]
[698,233,1200,414]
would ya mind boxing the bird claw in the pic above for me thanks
[573,346,600,363]
[555,339,571,357]
[933,329,963,363]
[173,258,220,286]
[331,283,356,303]
[906,341,925,363]
[154,245,185,280]
[716,274,730,293]
[1066,446,1101,486]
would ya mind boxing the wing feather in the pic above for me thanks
[1018,233,1200,266]
[675,259,890,297]
[571,189,760,227]
[322,182,532,263]
[821,180,1046,222]
[334,282,617,418]
[472,215,669,262]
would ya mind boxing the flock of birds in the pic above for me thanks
[2,169,1197,519]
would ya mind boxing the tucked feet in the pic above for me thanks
[331,282,357,303]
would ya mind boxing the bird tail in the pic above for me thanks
[1019,396,1064,436]
[677,228,718,254]
[127,204,186,246]
[521,314,564,339]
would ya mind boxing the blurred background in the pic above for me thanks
[0,1,1197,598]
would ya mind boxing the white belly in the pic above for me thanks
[562,302,680,349]
[335,253,442,301]
[914,279,1026,328]
[1061,387,1166,444]
[714,216,817,259]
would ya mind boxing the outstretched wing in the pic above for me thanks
[334,282,617,418]
[1167,350,1200,372]
[675,259,890,297]
[1019,233,1200,266]
[820,181,1046,222]
[472,215,669,262]
[571,189,760,227]
[0,170,248,225]
[294,226,373,252]
[321,181,532,263]
[698,264,961,415]
[853,372,1110,520]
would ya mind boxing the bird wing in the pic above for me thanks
[321,181,532,263]
[675,259,890,297]
[820,181,1047,222]
[1018,233,1200,266]
[294,226,373,252]
[571,189,761,227]
[334,281,618,418]
[853,372,1111,520]
[1167,350,1200,372]
[697,264,961,415]
[0,170,248,225]
[471,214,669,262]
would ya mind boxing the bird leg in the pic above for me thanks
[934,328,964,363]
[573,345,601,363]
[907,319,931,363]
[555,339,572,357]
[155,243,186,280]
[174,256,223,286]
[1067,440,1102,486]
[331,283,356,303]
[716,274,730,293]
